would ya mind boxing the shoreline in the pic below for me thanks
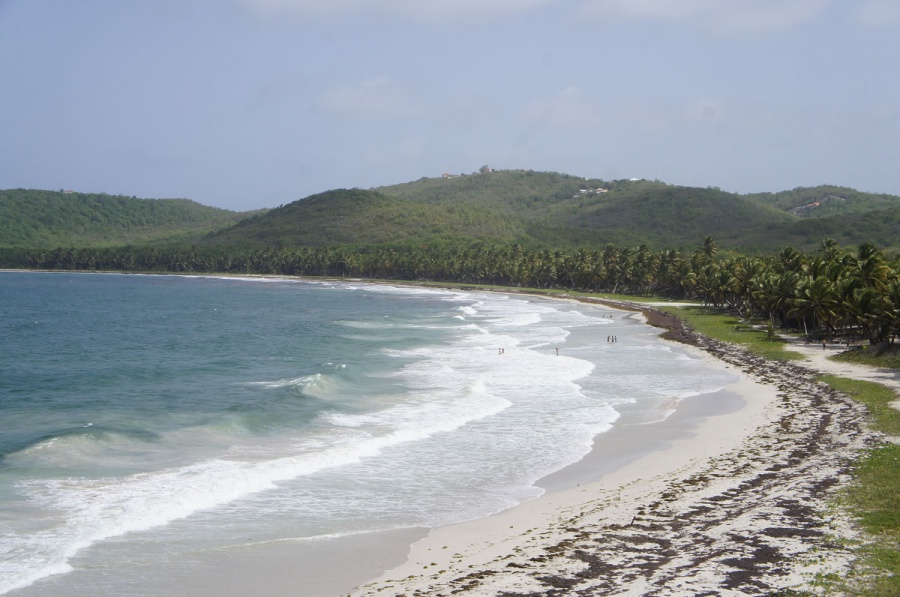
[182,294,763,597]
[350,300,878,596]
[2,272,885,595]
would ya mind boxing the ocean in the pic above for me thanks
[0,272,736,595]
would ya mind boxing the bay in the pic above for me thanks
[0,272,735,595]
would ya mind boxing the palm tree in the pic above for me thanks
[846,286,892,346]
[749,268,798,340]
[700,236,718,262]
[791,274,838,338]
[819,238,843,263]
[852,243,891,292]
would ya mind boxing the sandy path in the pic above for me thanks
[784,338,900,412]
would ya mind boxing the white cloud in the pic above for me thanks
[578,0,829,34]
[317,76,425,120]
[856,0,900,27]
[240,0,557,22]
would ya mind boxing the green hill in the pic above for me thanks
[205,188,524,248]
[4,173,899,253]
[748,185,900,218]
[525,180,795,250]
[204,171,899,252]
[0,189,259,248]
[768,208,900,250]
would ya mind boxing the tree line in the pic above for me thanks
[3,237,898,347]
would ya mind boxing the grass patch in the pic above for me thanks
[849,445,900,532]
[833,346,900,370]
[841,442,900,596]
[657,305,805,361]
[821,375,900,437]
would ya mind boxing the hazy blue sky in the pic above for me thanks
[2,0,899,211]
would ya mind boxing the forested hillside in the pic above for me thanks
[3,172,899,252]
[748,185,900,218]
[0,189,258,248]
[206,188,524,248]
[533,181,795,249]
[203,171,900,252]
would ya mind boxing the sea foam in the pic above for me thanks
[0,274,737,596]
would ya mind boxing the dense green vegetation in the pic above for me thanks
[4,173,900,252]
[208,172,899,251]
[206,188,524,248]
[749,185,900,219]
[0,189,259,247]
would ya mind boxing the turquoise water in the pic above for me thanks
[0,272,735,595]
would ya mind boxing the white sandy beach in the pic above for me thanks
[350,303,891,596]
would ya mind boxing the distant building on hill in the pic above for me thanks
[573,187,608,198]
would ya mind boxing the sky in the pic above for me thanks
[2,0,899,212]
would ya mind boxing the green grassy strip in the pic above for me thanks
[833,347,900,370]
[656,305,806,361]
[821,375,900,437]
[850,445,900,596]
